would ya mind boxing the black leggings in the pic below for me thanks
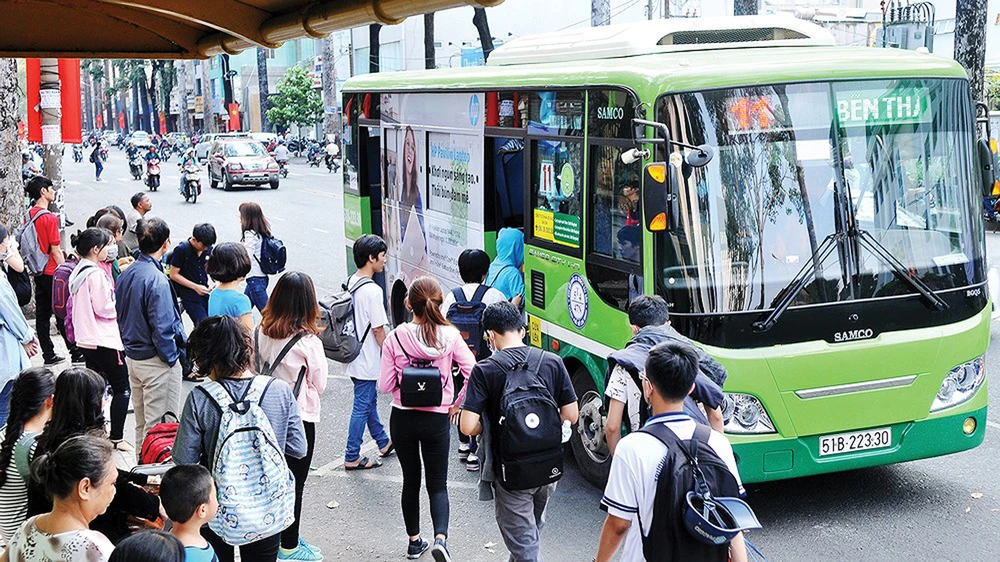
[281,420,316,549]
[203,526,279,562]
[81,346,130,441]
[390,408,451,538]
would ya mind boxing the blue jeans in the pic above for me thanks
[180,295,209,326]
[345,378,390,462]
[244,276,269,312]
[95,159,103,179]
[0,379,13,427]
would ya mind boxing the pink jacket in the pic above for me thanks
[255,331,328,423]
[379,323,476,414]
[68,261,123,351]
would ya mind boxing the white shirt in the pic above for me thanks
[439,283,507,315]
[8,515,115,562]
[344,274,389,381]
[601,412,744,562]
[325,142,340,157]
[605,365,642,432]
[274,145,289,161]
[243,230,265,278]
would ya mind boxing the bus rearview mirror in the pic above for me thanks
[978,138,998,198]
[643,162,674,232]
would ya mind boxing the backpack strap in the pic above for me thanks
[255,328,306,378]
[13,433,37,481]
[470,284,489,304]
[487,264,513,287]
[253,375,277,405]
[26,208,49,225]
[347,277,375,345]
[451,287,466,305]
[641,421,713,497]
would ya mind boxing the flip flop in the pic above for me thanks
[344,456,382,471]
[380,442,395,457]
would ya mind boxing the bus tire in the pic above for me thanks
[569,364,612,489]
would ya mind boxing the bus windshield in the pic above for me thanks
[655,78,985,315]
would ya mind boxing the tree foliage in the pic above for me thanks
[986,71,1000,111]
[265,65,322,130]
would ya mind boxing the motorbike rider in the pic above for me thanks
[307,141,321,164]
[273,139,290,170]
[325,137,340,170]
[126,141,139,160]
[145,144,159,163]
[179,147,199,196]
[21,151,40,182]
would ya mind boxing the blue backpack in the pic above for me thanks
[257,235,287,275]
[197,377,295,546]
[446,285,490,361]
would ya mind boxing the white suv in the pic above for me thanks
[195,133,249,161]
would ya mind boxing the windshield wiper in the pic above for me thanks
[753,227,948,333]
[753,232,842,332]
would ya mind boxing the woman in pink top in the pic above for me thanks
[67,228,130,451]
[255,271,327,561]
[379,276,476,561]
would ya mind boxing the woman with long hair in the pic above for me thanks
[0,367,55,541]
[256,272,327,561]
[173,315,306,562]
[27,368,160,543]
[379,277,476,561]
[239,202,273,312]
[0,224,39,426]
[7,432,117,561]
[68,228,131,451]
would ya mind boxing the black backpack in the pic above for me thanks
[637,423,741,562]
[256,235,287,275]
[445,285,490,360]
[493,348,564,491]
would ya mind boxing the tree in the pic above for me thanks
[954,0,988,101]
[424,13,436,70]
[257,48,271,132]
[591,0,611,25]
[265,65,323,133]
[986,71,1000,111]
[734,0,758,15]
[0,58,22,229]
[472,8,495,61]
[321,36,339,138]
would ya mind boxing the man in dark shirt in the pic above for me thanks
[460,301,579,562]
[168,223,216,327]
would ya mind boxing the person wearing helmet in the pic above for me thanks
[145,143,159,161]
[596,342,751,562]
[273,139,289,164]
[179,147,198,195]
[21,151,40,181]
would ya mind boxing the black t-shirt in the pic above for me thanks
[462,346,577,466]
[169,241,211,299]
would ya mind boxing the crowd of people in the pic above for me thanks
[0,172,756,562]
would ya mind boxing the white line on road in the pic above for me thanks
[270,216,286,221]
[312,441,478,489]
[313,228,330,233]
[986,420,1000,430]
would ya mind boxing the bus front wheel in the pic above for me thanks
[569,365,612,489]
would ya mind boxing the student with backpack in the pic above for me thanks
[68,228,132,452]
[596,342,749,562]
[379,276,477,562]
[485,228,525,309]
[341,235,393,471]
[441,249,506,471]
[604,296,726,456]
[173,315,306,562]
[240,202,285,312]
[21,176,67,366]
[256,272,327,562]
[459,301,579,562]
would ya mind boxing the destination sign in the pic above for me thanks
[835,88,931,127]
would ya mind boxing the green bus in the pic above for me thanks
[340,16,993,486]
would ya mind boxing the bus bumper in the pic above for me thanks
[731,402,988,484]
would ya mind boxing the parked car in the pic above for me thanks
[127,131,153,148]
[208,139,280,190]
[195,132,250,161]
[249,132,277,148]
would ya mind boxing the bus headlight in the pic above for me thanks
[931,356,986,413]
[722,393,776,434]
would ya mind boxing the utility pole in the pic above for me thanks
[39,59,63,211]
[592,0,611,26]
[734,0,758,16]
[648,0,656,19]
[257,48,271,132]
[954,0,988,101]
[0,58,22,229]
[321,35,339,138]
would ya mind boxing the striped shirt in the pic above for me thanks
[0,432,39,542]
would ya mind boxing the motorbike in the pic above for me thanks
[278,160,289,178]
[72,145,83,163]
[308,150,323,167]
[129,154,144,180]
[145,157,161,191]
[325,153,340,173]
[99,146,108,162]
[180,164,201,204]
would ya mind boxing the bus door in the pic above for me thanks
[485,92,528,254]
[343,93,386,288]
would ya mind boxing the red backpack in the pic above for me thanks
[140,412,179,464]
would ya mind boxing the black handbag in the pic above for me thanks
[394,332,443,408]
[5,265,31,307]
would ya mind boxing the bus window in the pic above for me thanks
[587,143,642,311]
[528,91,584,137]
[529,139,583,251]
[491,137,524,230]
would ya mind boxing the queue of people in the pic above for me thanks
[0,172,755,562]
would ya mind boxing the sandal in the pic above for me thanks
[111,440,134,453]
[380,442,395,457]
[344,456,382,471]
[182,372,206,383]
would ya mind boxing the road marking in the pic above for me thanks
[987,420,1000,430]
[313,228,330,234]
[312,442,478,489]
[270,216,286,221]
[302,188,339,199]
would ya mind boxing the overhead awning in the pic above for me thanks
[0,0,502,59]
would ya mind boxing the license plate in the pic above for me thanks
[818,427,891,456]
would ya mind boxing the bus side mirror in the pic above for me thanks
[643,162,674,232]
[978,138,998,198]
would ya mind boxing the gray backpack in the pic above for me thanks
[318,277,374,363]
[16,209,51,276]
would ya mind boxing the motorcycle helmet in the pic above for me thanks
[683,491,761,546]
[21,151,29,159]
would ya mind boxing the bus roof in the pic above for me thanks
[343,45,967,99]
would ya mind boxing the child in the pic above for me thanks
[169,223,216,328]
[206,242,253,332]
[161,464,220,562]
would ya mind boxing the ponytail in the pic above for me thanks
[0,368,55,488]
[407,276,450,350]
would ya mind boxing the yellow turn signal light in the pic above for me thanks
[963,417,977,435]
[991,138,998,155]
[647,163,666,184]
[649,212,668,231]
